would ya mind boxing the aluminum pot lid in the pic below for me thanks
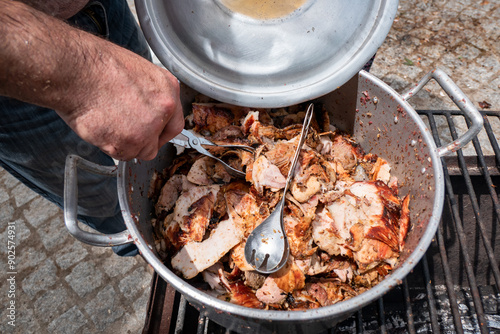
[136,0,399,108]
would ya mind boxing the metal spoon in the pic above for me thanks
[244,103,314,274]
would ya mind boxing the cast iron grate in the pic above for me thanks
[142,110,500,334]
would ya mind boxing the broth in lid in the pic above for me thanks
[219,0,307,19]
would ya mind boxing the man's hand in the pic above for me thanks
[0,0,184,161]
[59,43,185,161]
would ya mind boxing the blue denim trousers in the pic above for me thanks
[0,0,151,256]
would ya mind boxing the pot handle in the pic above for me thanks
[64,154,133,247]
[402,68,483,157]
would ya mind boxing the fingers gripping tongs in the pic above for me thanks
[170,129,254,178]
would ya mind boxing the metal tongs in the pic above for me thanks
[170,129,254,178]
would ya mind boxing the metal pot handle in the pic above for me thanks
[402,68,483,157]
[64,154,133,247]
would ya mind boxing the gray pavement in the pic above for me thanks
[0,170,153,334]
[0,0,498,333]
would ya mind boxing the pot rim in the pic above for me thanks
[118,71,445,321]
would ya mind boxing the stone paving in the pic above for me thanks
[370,0,500,156]
[0,169,153,334]
[0,0,498,333]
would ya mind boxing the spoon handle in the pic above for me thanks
[282,103,314,196]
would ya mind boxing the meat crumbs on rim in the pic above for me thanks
[148,96,411,310]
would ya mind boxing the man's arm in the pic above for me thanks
[0,0,184,160]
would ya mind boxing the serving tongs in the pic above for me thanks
[170,129,255,178]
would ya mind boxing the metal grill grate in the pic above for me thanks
[143,110,500,334]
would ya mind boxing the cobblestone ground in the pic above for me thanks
[370,0,500,155]
[0,169,153,334]
[0,0,498,333]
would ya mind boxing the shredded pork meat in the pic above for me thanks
[150,100,411,311]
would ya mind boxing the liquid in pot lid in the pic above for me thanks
[219,0,307,19]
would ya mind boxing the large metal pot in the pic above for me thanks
[64,69,483,333]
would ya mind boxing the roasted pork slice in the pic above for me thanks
[202,262,227,294]
[313,181,402,270]
[311,206,346,257]
[212,266,265,309]
[161,213,190,251]
[166,154,196,177]
[155,175,196,216]
[256,277,287,305]
[172,185,220,242]
[353,267,383,287]
[246,119,303,145]
[295,253,354,282]
[332,182,400,245]
[373,180,401,213]
[353,239,399,272]
[230,242,255,271]
[318,133,333,156]
[211,125,245,142]
[270,260,306,294]
[181,192,217,242]
[316,180,352,204]
[307,279,357,307]
[192,103,253,134]
[287,291,322,310]
[242,111,259,135]
[283,198,316,259]
[226,187,268,270]
[326,133,365,171]
[186,156,233,185]
[221,280,265,309]
[187,156,215,185]
[290,149,337,203]
[255,260,305,305]
[370,157,391,184]
[225,185,264,234]
[247,120,285,144]
[295,254,322,277]
[240,109,274,133]
[203,126,254,159]
[291,173,322,203]
[290,153,324,202]
[331,258,355,283]
[171,217,244,279]
[263,140,296,172]
[263,135,315,173]
[251,155,286,194]
[213,161,233,184]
